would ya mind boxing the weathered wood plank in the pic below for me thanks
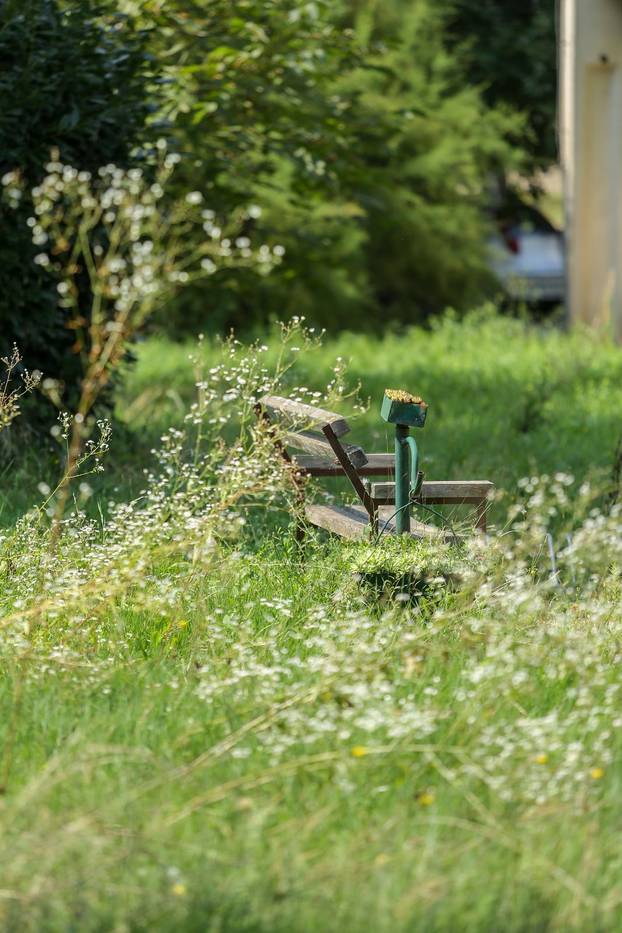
[305,504,443,540]
[374,506,444,539]
[286,431,368,469]
[304,504,370,539]
[370,480,494,502]
[361,453,396,473]
[421,480,494,500]
[260,395,350,437]
[293,452,394,477]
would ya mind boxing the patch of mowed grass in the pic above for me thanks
[1,311,622,930]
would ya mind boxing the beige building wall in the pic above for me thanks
[560,0,622,338]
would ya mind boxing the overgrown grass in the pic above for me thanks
[125,308,622,495]
[1,312,622,931]
[3,309,622,524]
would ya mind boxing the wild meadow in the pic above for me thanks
[1,313,622,931]
[0,2,617,929]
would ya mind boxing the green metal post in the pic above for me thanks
[395,424,410,534]
[381,389,427,535]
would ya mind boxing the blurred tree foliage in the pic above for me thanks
[1,0,529,433]
[143,0,522,334]
[444,0,557,170]
[0,0,151,420]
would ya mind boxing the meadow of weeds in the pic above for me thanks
[1,312,622,931]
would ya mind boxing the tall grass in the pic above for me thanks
[1,313,622,931]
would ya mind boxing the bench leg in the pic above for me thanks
[295,513,306,543]
[369,505,379,539]
[475,498,487,533]
[292,478,307,543]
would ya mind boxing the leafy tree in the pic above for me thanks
[0,0,529,422]
[333,0,522,321]
[144,0,521,332]
[137,0,370,332]
[444,0,557,170]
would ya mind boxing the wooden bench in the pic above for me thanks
[258,395,494,540]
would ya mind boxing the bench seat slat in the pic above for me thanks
[261,395,350,437]
[305,504,444,540]
[294,452,394,476]
[370,480,494,502]
[287,431,368,469]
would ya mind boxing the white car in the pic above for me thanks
[489,211,565,304]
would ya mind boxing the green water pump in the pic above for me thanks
[380,389,428,534]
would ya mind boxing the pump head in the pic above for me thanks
[380,389,428,428]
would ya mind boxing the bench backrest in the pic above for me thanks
[259,395,369,469]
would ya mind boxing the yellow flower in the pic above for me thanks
[171,882,187,897]
[535,753,548,765]
[417,791,435,806]
[384,388,425,405]
[374,853,390,866]
[590,767,604,780]
[351,745,369,758]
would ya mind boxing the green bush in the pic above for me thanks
[0,0,151,422]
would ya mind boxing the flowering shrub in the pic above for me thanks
[0,345,40,435]
[1,142,284,440]
[2,150,281,390]
[2,151,284,536]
